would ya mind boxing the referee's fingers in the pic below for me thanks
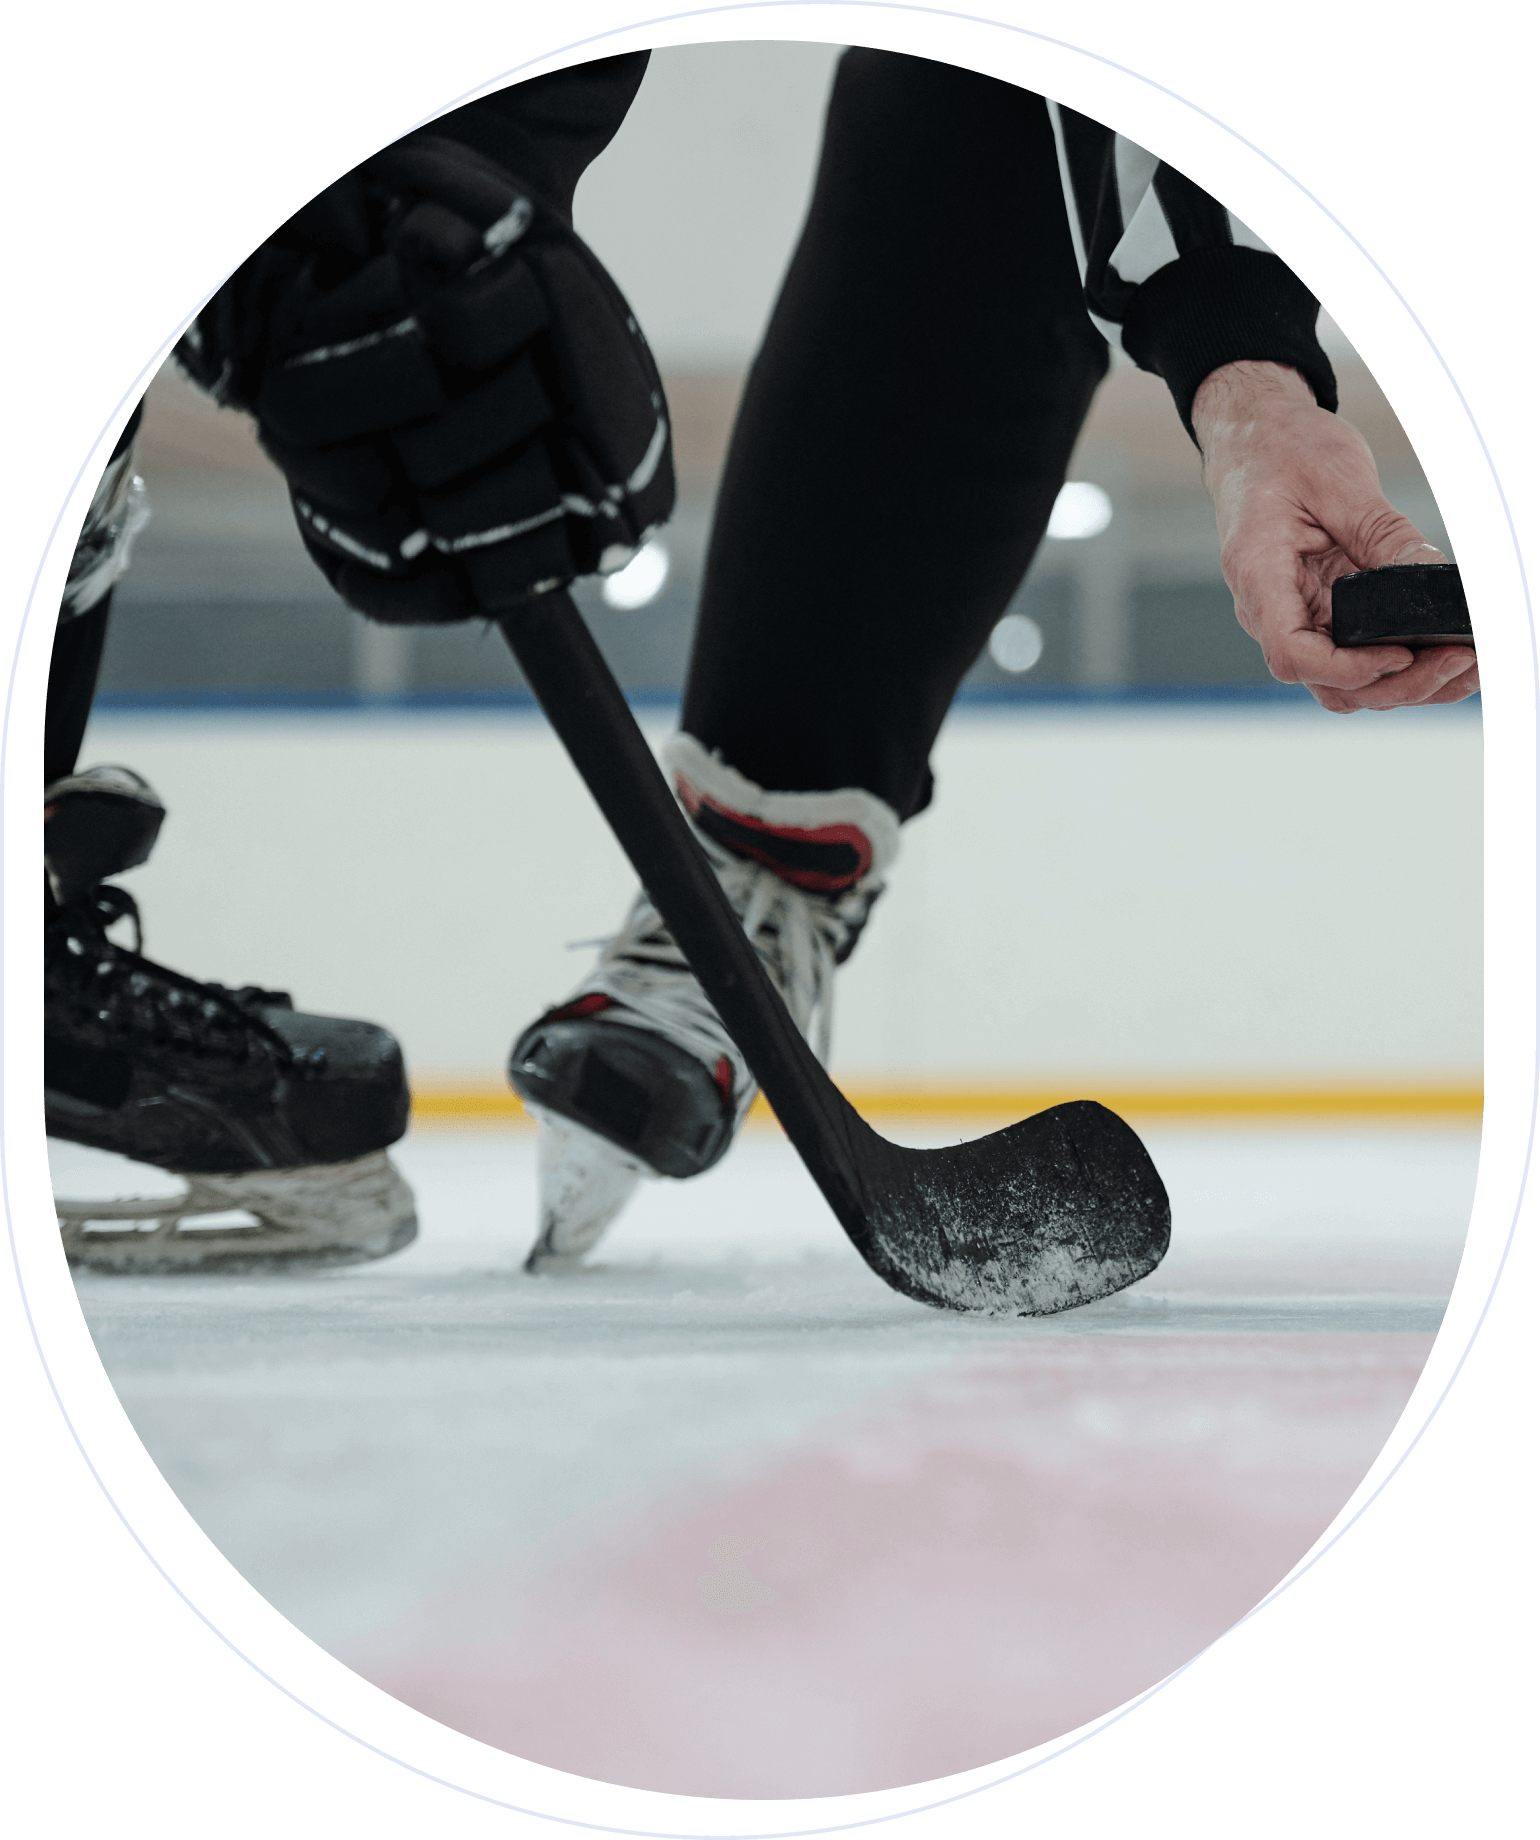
[1331,647,1478,710]
[1230,548,1416,690]
[1327,497,1432,573]
[1263,625,1416,692]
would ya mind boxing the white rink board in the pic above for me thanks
[77,702,1482,1085]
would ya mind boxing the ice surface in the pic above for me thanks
[61,1120,1478,1797]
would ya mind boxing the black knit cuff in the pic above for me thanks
[1120,245,1338,445]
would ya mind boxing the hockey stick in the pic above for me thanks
[497,591,1170,1315]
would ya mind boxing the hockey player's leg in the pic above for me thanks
[683,50,1109,818]
[45,420,418,1272]
[511,53,1106,1266]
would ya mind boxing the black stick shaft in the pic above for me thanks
[497,592,867,1229]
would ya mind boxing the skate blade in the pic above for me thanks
[524,1108,648,1273]
[59,1150,417,1274]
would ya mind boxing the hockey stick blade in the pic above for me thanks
[497,592,1170,1315]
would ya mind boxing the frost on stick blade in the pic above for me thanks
[862,1102,1171,1317]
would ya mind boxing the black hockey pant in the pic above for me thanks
[44,52,1109,823]
[44,396,141,787]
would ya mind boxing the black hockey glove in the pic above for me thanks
[176,134,673,622]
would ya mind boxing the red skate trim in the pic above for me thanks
[712,1056,734,1105]
[543,992,616,1024]
[675,775,873,892]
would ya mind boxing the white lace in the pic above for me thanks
[571,835,874,1124]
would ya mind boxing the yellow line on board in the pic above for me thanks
[408,1080,1483,1126]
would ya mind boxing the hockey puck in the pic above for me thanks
[1331,562,1473,650]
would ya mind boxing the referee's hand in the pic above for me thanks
[1191,360,1478,713]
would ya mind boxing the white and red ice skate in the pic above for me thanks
[508,735,899,1269]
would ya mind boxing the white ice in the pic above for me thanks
[56,1120,1479,1796]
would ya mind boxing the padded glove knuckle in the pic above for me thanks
[176,132,674,624]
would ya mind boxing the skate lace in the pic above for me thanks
[45,887,310,1069]
[592,839,870,1073]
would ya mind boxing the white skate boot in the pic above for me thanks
[508,734,899,1269]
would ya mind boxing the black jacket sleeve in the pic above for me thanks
[1047,101,1337,441]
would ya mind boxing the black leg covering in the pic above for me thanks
[45,594,113,786]
[44,401,144,786]
[681,51,1109,819]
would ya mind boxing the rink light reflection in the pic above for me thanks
[601,538,671,610]
[1047,479,1114,540]
[988,612,1046,674]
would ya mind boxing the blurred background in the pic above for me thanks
[81,40,1480,1116]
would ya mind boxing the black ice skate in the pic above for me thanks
[508,736,898,1270]
[46,765,416,1272]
